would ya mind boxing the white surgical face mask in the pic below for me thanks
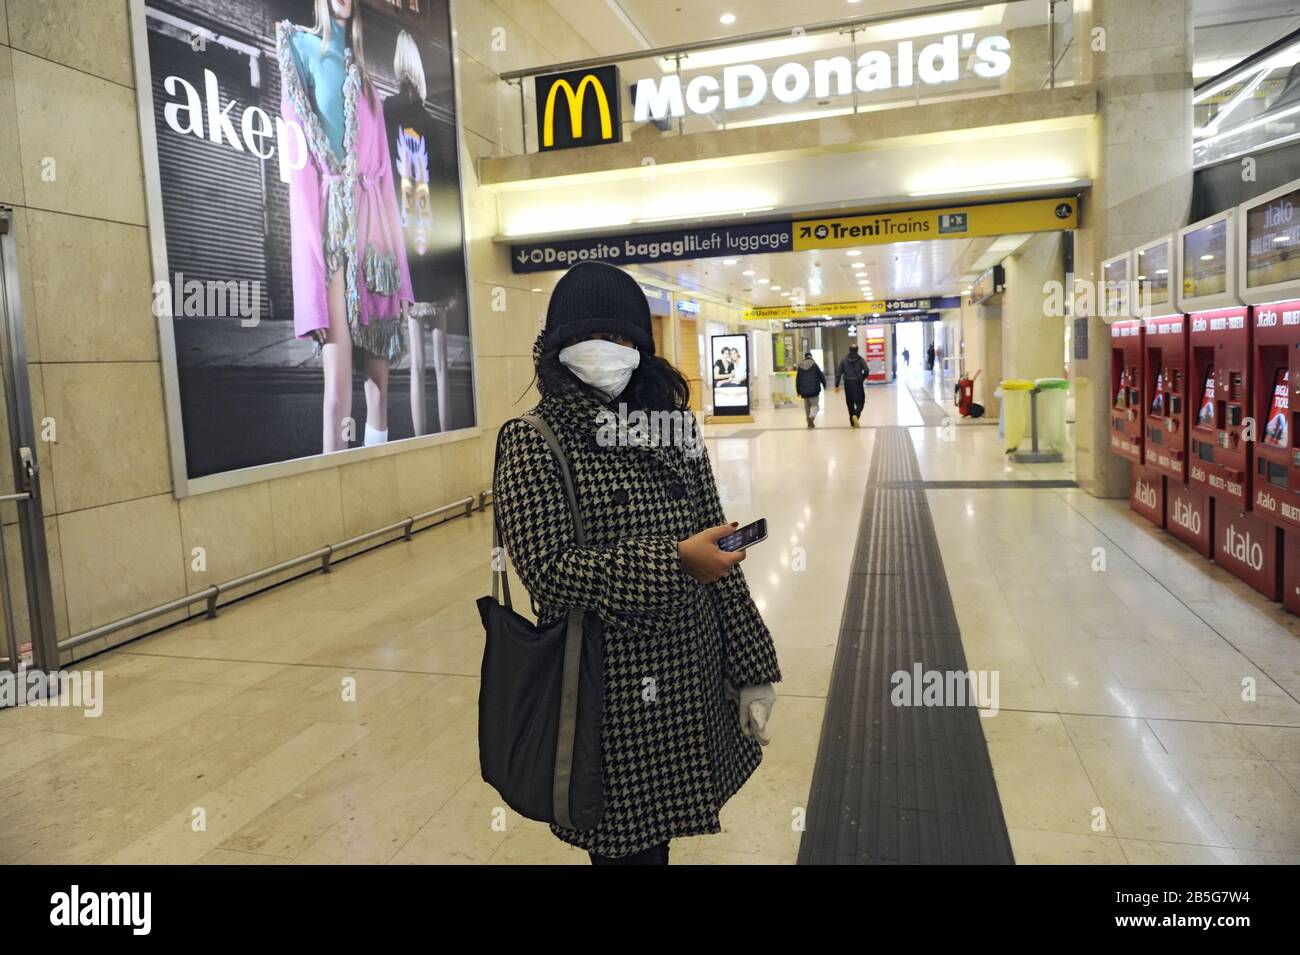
[559,339,641,401]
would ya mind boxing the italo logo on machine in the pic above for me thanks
[1222,525,1266,571]
[633,32,1011,121]
[535,65,622,151]
[1134,478,1159,510]
[1171,497,1202,535]
[1256,306,1300,326]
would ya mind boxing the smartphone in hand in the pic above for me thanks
[718,518,768,552]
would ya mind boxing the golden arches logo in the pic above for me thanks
[542,75,613,147]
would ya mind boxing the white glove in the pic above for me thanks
[727,682,776,745]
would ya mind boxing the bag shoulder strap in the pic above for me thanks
[489,414,587,607]
[519,413,586,545]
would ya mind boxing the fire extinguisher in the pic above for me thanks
[956,369,983,417]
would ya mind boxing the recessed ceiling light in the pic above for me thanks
[781,293,791,297]
[846,250,861,257]
[852,262,865,269]
[770,285,782,291]
[720,12,735,25]
[531,288,542,292]
[757,278,770,284]
[743,270,756,276]
[723,258,739,265]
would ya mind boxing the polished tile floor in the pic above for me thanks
[3,374,1298,864]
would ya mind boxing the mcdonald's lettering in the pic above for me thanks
[535,65,622,151]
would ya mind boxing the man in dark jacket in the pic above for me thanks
[794,352,827,428]
[835,345,869,427]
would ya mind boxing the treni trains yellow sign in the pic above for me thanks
[536,66,622,151]
[793,197,1078,251]
[744,300,889,321]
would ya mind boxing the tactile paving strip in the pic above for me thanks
[905,381,952,427]
[797,428,1014,865]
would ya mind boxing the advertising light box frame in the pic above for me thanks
[128,0,481,498]
[709,333,751,417]
[1237,175,1300,307]
[1101,251,1135,323]
[1177,208,1240,312]
[1135,235,1177,318]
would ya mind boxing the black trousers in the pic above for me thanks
[844,381,865,420]
[589,842,670,865]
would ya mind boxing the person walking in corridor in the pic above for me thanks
[835,344,868,427]
[492,262,782,866]
[926,344,936,372]
[794,351,827,428]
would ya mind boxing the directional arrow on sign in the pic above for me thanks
[516,251,528,263]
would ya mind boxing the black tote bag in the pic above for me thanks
[476,414,605,831]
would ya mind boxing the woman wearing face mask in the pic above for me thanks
[492,261,782,865]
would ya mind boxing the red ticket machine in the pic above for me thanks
[1167,213,1235,558]
[1247,300,1296,604]
[1105,251,1159,524]
[1105,253,1144,464]
[1240,178,1300,609]
[1143,316,1190,480]
[1185,310,1252,504]
[1180,204,1276,598]
[1132,237,1183,529]
[1112,319,1145,464]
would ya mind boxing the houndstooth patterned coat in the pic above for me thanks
[491,338,782,858]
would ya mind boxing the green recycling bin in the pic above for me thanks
[999,379,1035,451]
[1034,378,1069,452]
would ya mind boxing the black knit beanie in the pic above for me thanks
[543,261,655,354]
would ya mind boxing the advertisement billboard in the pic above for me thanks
[130,0,475,496]
[710,334,750,415]
[864,326,888,383]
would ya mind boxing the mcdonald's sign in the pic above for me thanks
[534,65,622,151]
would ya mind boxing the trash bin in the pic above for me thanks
[1034,378,1069,451]
[999,379,1035,452]
[770,372,796,407]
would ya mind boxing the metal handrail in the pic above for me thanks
[58,490,493,654]
[498,0,1034,80]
